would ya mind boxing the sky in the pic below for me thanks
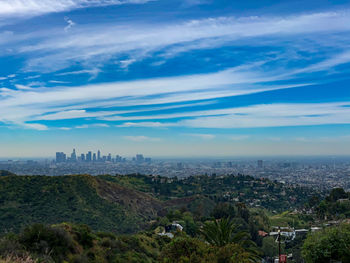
[0,0,350,158]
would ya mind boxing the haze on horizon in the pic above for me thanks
[1,0,350,158]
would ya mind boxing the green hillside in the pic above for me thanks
[0,174,162,234]
[0,173,323,235]
[0,173,349,263]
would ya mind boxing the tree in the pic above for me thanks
[211,203,236,219]
[160,236,211,263]
[201,218,251,247]
[302,224,350,263]
[326,188,348,202]
[19,224,75,262]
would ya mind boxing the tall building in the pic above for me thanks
[81,153,85,162]
[86,151,92,162]
[56,152,66,163]
[136,154,144,162]
[107,153,112,162]
[93,153,96,162]
[97,150,101,161]
[257,160,263,168]
[70,148,76,162]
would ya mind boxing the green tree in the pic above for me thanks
[160,236,210,263]
[201,218,251,247]
[19,224,75,262]
[302,224,350,263]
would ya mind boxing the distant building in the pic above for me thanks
[97,150,101,161]
[56,152,66,163]
[81,153,85,162]
[86,151,92,162]
[115,155,122,162]
[93,153,96,162]
[136,154,144,162]
[257,160,263,168]
[70,149,76,162]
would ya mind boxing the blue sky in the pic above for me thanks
[0,0,350,157]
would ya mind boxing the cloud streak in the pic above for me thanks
[3,10,349,73]
[0,0,154,18]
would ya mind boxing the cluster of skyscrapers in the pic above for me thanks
[55,149,127,163]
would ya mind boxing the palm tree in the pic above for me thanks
[201,218,260,262]
[201,218,249,247]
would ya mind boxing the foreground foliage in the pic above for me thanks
[302,223,350,263]
[0,222,261,263]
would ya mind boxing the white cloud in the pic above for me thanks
[0,62,348,130]
[75,123,110,129]
[22,123,48,130]
[11,11,350,73]
[117,122,170,128]
[38,110,113,121]
[177,102,350,128]
[123,135,161,142]
[107,102,350,129]
[64,16,75,32]
[0,66,284,127]
[55,68,101,79]
[49,80,70,84]
[182,0,210,7]
[0,0,155,18]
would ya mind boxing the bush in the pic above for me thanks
[160,236,210,263]
[302,224,350,263]
[19,224,74,262]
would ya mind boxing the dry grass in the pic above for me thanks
[0,254,36,263]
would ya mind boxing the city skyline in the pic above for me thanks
[1,0,350,157]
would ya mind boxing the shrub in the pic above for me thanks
[18,224,74,262]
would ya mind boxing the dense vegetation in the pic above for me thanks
[315,187,350,220]
[0,175,161,233]
[0,173,321,234]
[0,172,349,262]
[0,220,262,263]
[0,170,15,177]
[302,223,350,263]
[100,173,322,211]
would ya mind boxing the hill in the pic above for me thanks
[99,173,322,211]
[0,173,322,234]
[0,174,162,234]
[0,170,16,176]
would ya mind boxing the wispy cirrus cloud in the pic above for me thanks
[0,0,155,18]
[0,64,349,130]
[75,123,110,129]
[1,9,350,132]
[177,102,350,128]
[114,102,350,128]
[116,122,170,128]
[0,66,287,128]
[4,10,350,73]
